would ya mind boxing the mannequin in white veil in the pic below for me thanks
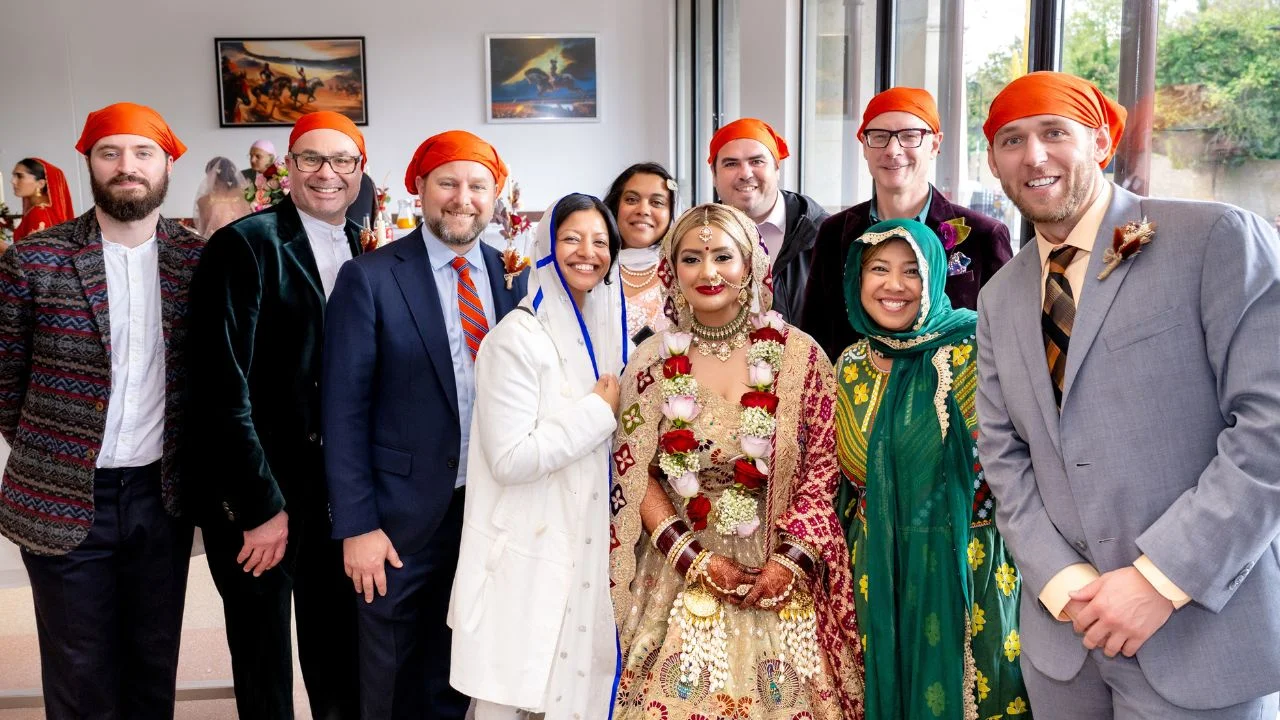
[193,156,252,236]
[449,193,629,720]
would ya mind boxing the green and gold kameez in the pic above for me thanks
[833,218,1031,720]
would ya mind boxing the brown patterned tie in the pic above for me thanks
[1042,245,1079,408]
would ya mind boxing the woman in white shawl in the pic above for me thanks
[449,193,630,720]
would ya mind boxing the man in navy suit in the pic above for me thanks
[322,131,525,720]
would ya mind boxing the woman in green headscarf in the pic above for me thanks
[834,219,1031,720]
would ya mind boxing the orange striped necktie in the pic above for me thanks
[451,256,488,360]
[1042,245,1079,408]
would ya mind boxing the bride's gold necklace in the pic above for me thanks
[689,305,750,361]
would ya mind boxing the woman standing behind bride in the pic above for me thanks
[609,203,864,720]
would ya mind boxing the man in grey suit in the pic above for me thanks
[975,71,1280,718]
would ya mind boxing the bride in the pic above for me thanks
[609,203,864,719]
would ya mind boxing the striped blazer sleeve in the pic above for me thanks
[0,247,35,443]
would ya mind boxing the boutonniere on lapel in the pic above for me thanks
[501,246,531,290]
[1097,217,1157,280]
[940,218,973,276]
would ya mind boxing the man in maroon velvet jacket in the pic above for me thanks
[800,87,1012,360]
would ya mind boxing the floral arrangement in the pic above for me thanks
[495,181,532,288]
[0,202,13,250]
[657,311,788,538]
[245,162,290,212]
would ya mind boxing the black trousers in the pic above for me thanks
[203,498,359,720]
[356,488,469,720]
[22,463,193,720]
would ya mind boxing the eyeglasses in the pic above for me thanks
[289,152,361,174]
[862,128,933,149]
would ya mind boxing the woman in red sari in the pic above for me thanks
[11,158,74,242]
[610,202,864,719]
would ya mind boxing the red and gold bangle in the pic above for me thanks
[774,535,819,580]
[650,515,683,551]
[666,532,696,567]
[672,536,706,576]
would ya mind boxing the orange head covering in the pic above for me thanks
[289,111,367,169]
[21,159,74,223]
[75,102,186,160]
[707,118,790,167]
[857,87,941,139]
[983,71,1127,168]
[404,131,508,194]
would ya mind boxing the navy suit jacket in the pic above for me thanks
[322,228,526,555]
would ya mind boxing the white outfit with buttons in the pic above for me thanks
[448,202,629,719]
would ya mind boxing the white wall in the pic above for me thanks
[0,0,674,218]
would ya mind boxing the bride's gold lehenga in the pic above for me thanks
[611,333,864,720]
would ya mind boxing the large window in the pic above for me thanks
[800,0,879,209]
[1060,0,1279,220]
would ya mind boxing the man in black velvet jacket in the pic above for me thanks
[184,112,366,720]
[800,88,1012,360]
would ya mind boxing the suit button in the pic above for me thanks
[1074,540,1087,551]
[308,432,319,443]
[86,448,97,460]
[94,401,105,412]
[447,458,458,469]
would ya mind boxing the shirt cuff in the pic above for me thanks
[1133,554,1191,609]
[1039,563,1101,621]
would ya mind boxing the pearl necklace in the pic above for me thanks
[619,264,658,289]
[689,306,750,361]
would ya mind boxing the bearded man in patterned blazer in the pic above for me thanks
[0,102,203,719]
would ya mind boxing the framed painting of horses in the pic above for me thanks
[485,34,599,123]
[216,37,368,127]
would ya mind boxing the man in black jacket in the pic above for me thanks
[800,88,1012,359]
[185,111,366,720]
[709,118,829,322]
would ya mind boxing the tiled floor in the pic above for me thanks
[0,553,312,720]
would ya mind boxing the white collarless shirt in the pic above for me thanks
[297,209,354,298]
[98,235,165,469]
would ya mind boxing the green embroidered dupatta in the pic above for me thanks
[840,219,980,720]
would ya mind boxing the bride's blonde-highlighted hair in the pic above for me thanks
[661,202,760,267]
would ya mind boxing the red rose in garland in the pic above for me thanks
[663,354,693,379]
[740,390,779,414]
[660,428,699,455]
[686,494,712,531]
[749,326,785,345]
[733,458,768,491]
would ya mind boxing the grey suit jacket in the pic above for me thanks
[975,184,1280,709]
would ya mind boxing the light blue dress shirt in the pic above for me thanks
[422,228,497,488]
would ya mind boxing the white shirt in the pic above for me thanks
[298,209,354,298]
[98,236,165,469]
[756,192,787,266]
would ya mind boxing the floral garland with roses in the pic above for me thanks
[657,310,789,536]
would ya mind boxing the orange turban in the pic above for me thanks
[289,111,367,169]
[707,118,790,166]
[857,87,941,138]
[404,131,508,194]
[983,71,1127,168]
[75,102,186,160]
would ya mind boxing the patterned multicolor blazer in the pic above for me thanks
[0,210,205,555]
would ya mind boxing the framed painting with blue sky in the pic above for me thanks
[485,34,599,123]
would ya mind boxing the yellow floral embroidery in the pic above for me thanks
[972,603,986,634]
[968,537,986,570]
[860,574,869,600]
[975,669,990,701]
[995,563,1018,596]
[843,362,859,384]
[862,634,868,651]
[950,344,973,367]
[1007,696,1028,714]
[1003,629,1021,662]
[853,382,870,404]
